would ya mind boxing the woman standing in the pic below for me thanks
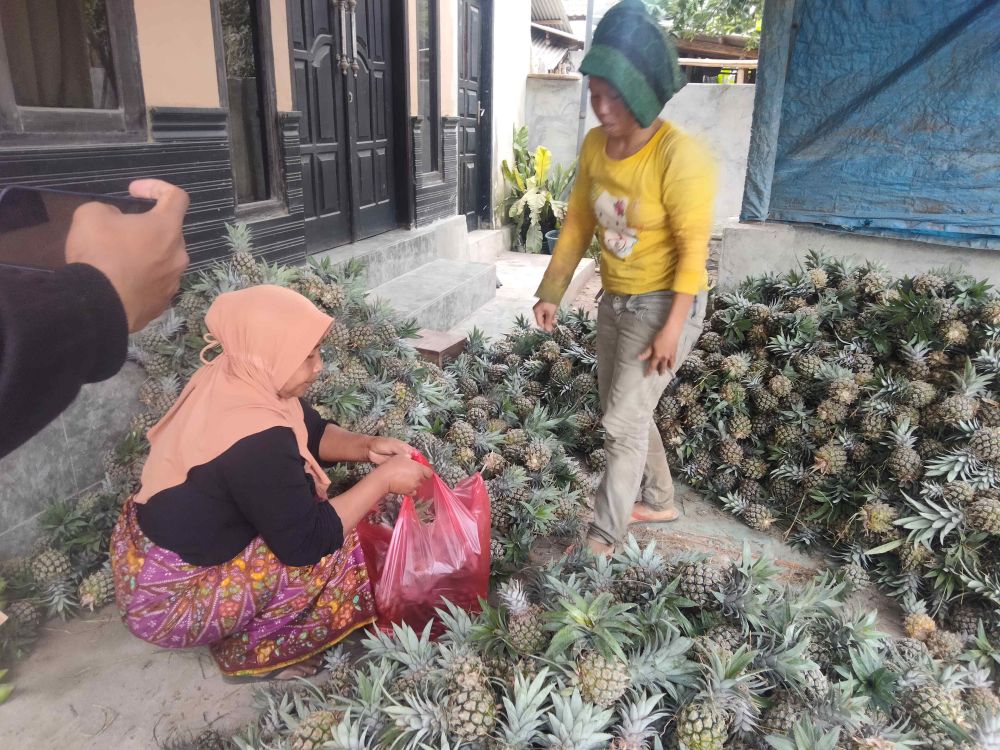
[534,0,716,555]
[111,285,430,679]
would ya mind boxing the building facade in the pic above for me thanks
[0,0,530,269]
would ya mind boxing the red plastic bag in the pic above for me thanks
[357,453,490,635]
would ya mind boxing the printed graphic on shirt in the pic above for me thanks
[593,190,639,259]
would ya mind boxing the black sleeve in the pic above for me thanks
[0,263,127,459]
[215,426,344,567]
[300,399,330,460]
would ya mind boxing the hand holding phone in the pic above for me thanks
[65,180,190,332]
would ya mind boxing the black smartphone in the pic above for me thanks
[0,186,156,272]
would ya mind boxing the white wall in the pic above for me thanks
[528,79,756,227]
[489,0,532,226]
[720,223,1000,289]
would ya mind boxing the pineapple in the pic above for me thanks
[538,340,561,362]
[859,501,898,537]
[575,651,630,707]
[940,320,969,348]
[499,580,545,654]
[742,455,768,480]
[905,380,937,408]
[816,399,848,424]
[813,441,847,475]
[967,493,1000,536]
[793,352,823,379]
[674,701,728,750]
[964,667,1000,723]
[924,629,964,660]
[684,403,710,430]
[30,548,72,585]
[948,603,988,641]
[751,386,779,414]
[769,374,793,398]
[227,223,262,284]
[718,438,744,468]
[934,361,992,427]
[444,654,496,742]
[721,353,752,379]
[969,426,1000,464]
[840,562,870,592]
[588,448,608,473]
[676,560,726,608]
[722,493,775,531]
[290,710,339,750]
[324,321,351,350]
[612,537,667,603]
[7,599,41,635]
[761,694,803,736]
[523,439,553,472]
[78,569,115,611]
[902,596,937,641]
[899,673,969,739]
[885,419,922,483]
[912,272,945,295]
[550,357,573,384]
[446,420,475,448]
[899,338,933,380]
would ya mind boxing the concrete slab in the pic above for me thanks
[450,251,597,340]
[0,611,260,749]
[367,259,497,330]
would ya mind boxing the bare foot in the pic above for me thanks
[272,654,323,681]
[630,504,680,524]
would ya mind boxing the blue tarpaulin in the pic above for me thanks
[741,0,1000,249]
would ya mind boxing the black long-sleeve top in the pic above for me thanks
[136,402,345,567]
[0,264,128,459]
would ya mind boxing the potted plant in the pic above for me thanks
[500,126,577,254]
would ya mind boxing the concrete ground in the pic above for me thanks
[0,241,899,748]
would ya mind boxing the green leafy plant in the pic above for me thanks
[644,0,763,48]
[501,126,577,254]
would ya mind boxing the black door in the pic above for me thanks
[458,0,486,231]
[348,0,396,237]
[290,0,396,251]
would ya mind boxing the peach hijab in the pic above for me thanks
[135,285,333,504]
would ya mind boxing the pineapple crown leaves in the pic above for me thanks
[627,633,699,699]
[614,691,668,748]
[496,667,555,750]
[754,626,820,689]
[432,598,475,646]
[831,644,899,715]
[361,620,437,675]
[324,709,382,750]
[765,718,842,750]
[925,448,1000,488]
[543,590,639,662]
[540,689,615,750]
[895,491,966,547]
[612,536,667,576]
[381,686,454,750]
[960,621,1000,677]
[224,221,253,253]
[950,358,995,397]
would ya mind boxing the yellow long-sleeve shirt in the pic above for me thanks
[536,122,716,304]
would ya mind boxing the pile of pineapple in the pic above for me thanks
[652,252,1000,631]
[0,223,598,674]
[183,539,1000,750]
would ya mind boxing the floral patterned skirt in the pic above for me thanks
[110,500,376,676]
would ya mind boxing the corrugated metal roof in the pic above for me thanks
[563,0,619,19]
[531,22,584,47]
[531,0,573,33]
[531,37,573,74]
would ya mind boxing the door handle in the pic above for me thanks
[334,0,351,75]
[347,0,359,77]
[309,34,333,69]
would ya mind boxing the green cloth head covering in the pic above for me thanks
[579,0,686,128]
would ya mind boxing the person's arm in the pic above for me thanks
[301,400,413,465]
[219,428,432,567]
[639,137,716,376]
[0,264,127,459]
[534,133,598,309]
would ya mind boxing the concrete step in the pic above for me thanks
[467,226,514,263]
[311,216,467,290]
[367,258,497,330]
[450,253,597,341]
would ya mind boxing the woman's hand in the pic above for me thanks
[376,455,433,496]
[638,323,683,376]
[367,437,413,465]
[533,300,557,332]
